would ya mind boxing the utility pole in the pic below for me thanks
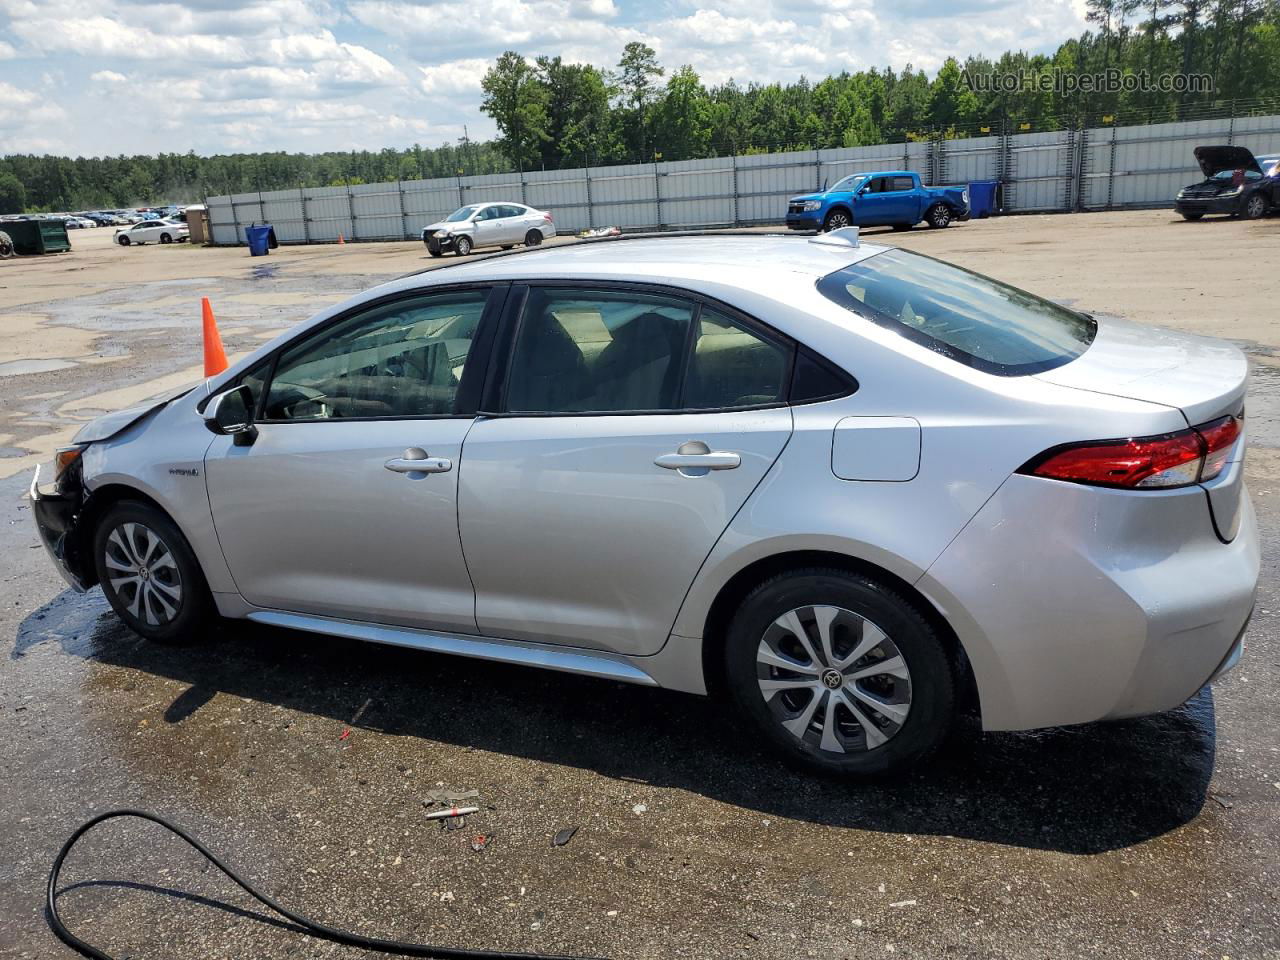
[462,125,472,175]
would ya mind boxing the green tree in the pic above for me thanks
[928,57,980,131]
[536,57,614,167]
[653,65,713,160]
[480,51,550,170]
[616,42,664,157]
[0,172,25,213]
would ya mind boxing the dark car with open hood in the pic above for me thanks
[1175,145,1279,221]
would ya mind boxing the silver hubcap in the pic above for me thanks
[1248,197,1263,216]
[933,207,948,225]
[104,522,183,627]
[756,605,912,754]
[826,214,849,231]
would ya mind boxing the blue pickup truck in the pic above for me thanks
[785,171,969,232]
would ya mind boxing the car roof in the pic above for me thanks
[406,235,889,292]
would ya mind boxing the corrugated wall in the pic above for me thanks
[206,113,1280,245]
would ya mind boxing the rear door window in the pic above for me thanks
[817,248,1096,375]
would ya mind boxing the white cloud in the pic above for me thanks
[0,0,1090,156]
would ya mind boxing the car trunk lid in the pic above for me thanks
[1036,315,1248,540]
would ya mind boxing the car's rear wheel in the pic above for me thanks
[118,236,130,246]
[1243,193,1266,220]
[926,203,952,228]
[822,209,851,232]
[93,501,213,644]
[454,235,473,256]
[723,568,955,778]
[160,233,172,243]
[1181,211,1205,221]
[524,230,543,247]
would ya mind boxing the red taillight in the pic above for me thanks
[1021,414,1241,489]
[1197,414,1240,481]
[543,212,553,221]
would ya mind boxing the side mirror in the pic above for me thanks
[203,384,258,446]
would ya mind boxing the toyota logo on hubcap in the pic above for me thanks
[820,669,843,690]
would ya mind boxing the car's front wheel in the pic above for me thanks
[822,209,851,232]
[93,501,213,643]
[723,568,955,778]
[160,233,172,243]
[454,235,473,256]
[1243,193,1267,220]
[926,203,952,228]
[117,236,130,246]
[1181,211,1205,221]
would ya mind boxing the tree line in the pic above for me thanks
[2,0,1277,214]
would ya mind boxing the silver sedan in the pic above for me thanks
[31,231,1257,778]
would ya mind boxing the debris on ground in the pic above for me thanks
[470,833,493,853]
[552,826,579,847]
[424,805,480,822]
[423,788,480,806]
[632,804,647,815]
[338,728,351,741]
[578,226,621,238]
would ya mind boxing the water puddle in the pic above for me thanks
[0,358,77,377]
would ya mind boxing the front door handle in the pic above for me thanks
[385,447,452,474]
[655,440,741,477]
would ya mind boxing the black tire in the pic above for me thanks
[723,568,955,778]
[118,235,130,246]
[891,222,912,232]
[822,209,852,232]
[501,245,514,250]
[92,501,213,644]
[454,234,473,256]
[0,231,14,258]
[524,230,543,247]
[1243,192,1266,220]
[1180,212,1204,221]
[925,203,952,229]
[428,249,443,258]
[160,233,172,243]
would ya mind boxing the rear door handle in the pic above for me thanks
[655,440,741,477]
[385,447,452,474]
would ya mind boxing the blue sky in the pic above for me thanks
[0,0,1089,157]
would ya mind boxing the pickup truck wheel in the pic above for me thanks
[822,209,852,232]
[926,204,952,229]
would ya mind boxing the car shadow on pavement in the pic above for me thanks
[16,589,1216,857]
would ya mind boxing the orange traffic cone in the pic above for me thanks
[202,297,228,377]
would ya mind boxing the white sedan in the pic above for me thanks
[115,219,189,246]
[422,202,555,257]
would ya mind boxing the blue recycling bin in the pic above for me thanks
[245,223,272,256]
[967,180,998,218]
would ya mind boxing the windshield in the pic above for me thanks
[446,205,479,222]
[817,248,1096,376]
[1210,169,1260,181]
[831,175,868,192]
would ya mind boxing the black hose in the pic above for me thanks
[48,809,605,960]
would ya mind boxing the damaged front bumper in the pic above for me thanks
[29,463,91,592]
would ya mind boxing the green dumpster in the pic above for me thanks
[1,219,72,254]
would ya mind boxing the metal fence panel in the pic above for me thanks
[204,113,1280,244]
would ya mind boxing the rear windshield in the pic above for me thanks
[816,248,1096,376]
